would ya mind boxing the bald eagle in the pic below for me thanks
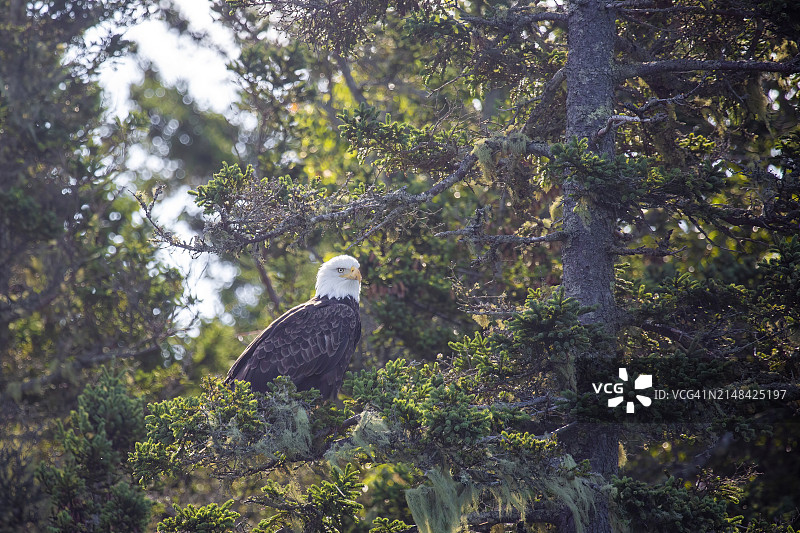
[225,255,362,399]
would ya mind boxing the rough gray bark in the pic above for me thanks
[561,1,619,531]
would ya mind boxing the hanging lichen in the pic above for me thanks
[539,455,597,532]
[404,456,597,533]
[405,468,478,533]
[325,410,391,465]
[473,138,497,180]
[251,400,312,460]
[471,131,532,182]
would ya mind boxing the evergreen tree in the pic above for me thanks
[136,0,799,531]
[0,1,186,530]
[37,370,152,532]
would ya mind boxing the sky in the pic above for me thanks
[99,0,243,327]
[100,0,239,117]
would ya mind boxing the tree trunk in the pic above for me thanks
[560,1,618,531]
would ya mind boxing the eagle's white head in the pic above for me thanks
[315,255,362,302]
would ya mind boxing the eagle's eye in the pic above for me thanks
[337,267,345,273]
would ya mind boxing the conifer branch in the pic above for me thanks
[141,133,553,254]
[138,154,480,253]
[619,57,800,79]
[14,345,162,397]
[436,228,567,245]
[462,11,568,29]
[614,4,759,17]
[524,67,567,136]
[611,229,684,256]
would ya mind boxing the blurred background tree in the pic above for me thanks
[0,1,186,530]
[4,0,799,531]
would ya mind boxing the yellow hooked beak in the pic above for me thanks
[342,266,362,282]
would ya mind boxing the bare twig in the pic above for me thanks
[639,322,695,349]
[253,254,283,309]
[611,243,686,256]
[595,113,666,140]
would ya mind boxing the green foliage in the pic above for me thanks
[0,443,46,531]
[0,3,191,531]
[113,0,800,531]
[368,517,413,533]
[345,359,548,450]
[357,230,479,365]
[755,238,800,325]
[676,132,717,154]
[507,287,597,360]
[405,5,564,92]
[190,162,257,214]
[451,331,499,378]
[450,287,598,396]
[361,464,417,528]
[129,70,239,191]
[227,0,426,52]
[37,369,152,533]
[338,102,463,172]
[346,359,504,448]
[0,185,62,241]
[548,137,728,221]
[2,4,184,402]
[157,500,239,533]
[190,162,327,221]
[131,377,331,485]
[613,476,729,533]
[740,518,798,533]
[254,464,364,533]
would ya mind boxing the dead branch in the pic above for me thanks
[467,508,563,531]
[253,253,283,309]
[611,244,686,257]
[611,229,684,256]
[461,10,568,30]
[140,133,554,255]
[595,113,666,141]
[639,322,695,349]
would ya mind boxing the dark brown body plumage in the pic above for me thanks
[225,296,361,399]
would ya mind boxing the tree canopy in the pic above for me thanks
[3,0,799,532]
[131,0,800,531]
